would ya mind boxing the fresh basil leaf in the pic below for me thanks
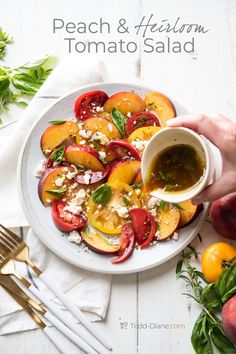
[50,146,65,163]
[122,195,130,206]
[93,184,112,205]
[111,108,126,135]
[16,101,28,108]
[172,203,184,210]
[215,263,236,303]
[16,57,49,71]
[48,120,66,125]
[210,326,236,354]
[12,73,42,95]
[191,312,213,354]
[46,185,67,196]
[159,200,169,211]
[0,28,13,59]
[201,283,221,311]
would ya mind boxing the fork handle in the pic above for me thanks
[28,284,101,354]
[39,272,112,350]
[43,326,74,354]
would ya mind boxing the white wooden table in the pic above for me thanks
[1,0,236,353]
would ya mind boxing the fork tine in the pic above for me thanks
[0,224,20,245]
[0,231,15,251]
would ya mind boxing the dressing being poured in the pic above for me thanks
[146,144,205,193]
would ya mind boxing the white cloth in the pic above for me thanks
[0,55,111,334]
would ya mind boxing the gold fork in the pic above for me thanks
[0,225,111,352]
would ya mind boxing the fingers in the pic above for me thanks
[192,173,236,204]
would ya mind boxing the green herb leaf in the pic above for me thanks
[210,326,236,354]
[191,312,213,354]
[48,120,66,125]
[159,200,169,211]
[215,263,236,304]
[16,101,28,108]
[123,195,130,206]
[46,185,67,196]
[0,28,13,59]
[50,146,65,164]
[111,108,126,135]
[131,181,143,189]
[164,184,178,191]
[93,184,112,205]
[172,203,184,210]
[176,259,183,278]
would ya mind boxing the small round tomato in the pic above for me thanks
[125,111,161,136]
[87,181,140,235]
[129,208,156,249]
[74,90,108,121]
[107,140,141,161]
[112,224,136,264]
[51,200,87,232]
[201,242,236,282]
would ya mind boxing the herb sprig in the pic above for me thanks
[111,108,127,135]
[0,28,13,59]
[93,184,112,205]
[176,246,236,354]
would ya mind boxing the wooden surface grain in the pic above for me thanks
[1,0,236,353]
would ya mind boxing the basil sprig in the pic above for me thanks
[176,247,236,354]
[46,185,67,196]
[92,184,112,205]
[50,146,65,164]
[111,108,127,135]
[0,27,13,59]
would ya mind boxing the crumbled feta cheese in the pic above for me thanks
[46,199,51,204]
[155,230,161,239]
[68,182,78,192]
[80,140,86,145]
[54,175,65,187]
[98,151,106,160]
[64,204,82,215]
[66,165,78,180]
[91,132,109,145]
[34,160,46,177]
[68,231,82,245]
[147,196,160,209]
[116,206,129,218]
[135,189,141,196]
[71,189,86,205]
[83,172,91,185]
[79,129,92,139]
[95,106,104,112]
[131,140,148,153]
[172,232,179,241]
[149,208,157,217]
[127,112,131,117]
[108,123,113,132]
[43,149,51,154]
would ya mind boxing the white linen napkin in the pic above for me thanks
[0,55,111,334]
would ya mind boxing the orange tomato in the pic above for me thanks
[201,242,236,282]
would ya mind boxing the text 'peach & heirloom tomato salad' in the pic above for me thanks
[35,90,202,264]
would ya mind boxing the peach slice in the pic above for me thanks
[64,145,105,171]
[145,91,176,126]
[128,126,161,143]
[38,166,73,206]
[41,121,79,156]
[108,159,141,185]
[81,227,120,254]
[157,205,180,240]
[76,117,121,143]
[177,200,198,228]
[103,92,146,115]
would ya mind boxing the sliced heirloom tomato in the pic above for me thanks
[129,208,156,249]
[125,111,161,136]
[74,90,108,121]
[112,224,136,264]
[107,140,141,161]
[87,181,140,234]
[51,200,87,232]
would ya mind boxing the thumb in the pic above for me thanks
[192,173,236,204]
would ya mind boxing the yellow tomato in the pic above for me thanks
[128,126,161,143]
[202,242,236,283]
[87,181,140,235]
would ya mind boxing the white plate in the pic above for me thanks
[18,82,210,274]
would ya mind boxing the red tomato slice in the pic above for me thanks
[107,140,141,161]
[129,208,156,249]
[125,111,161,136]
[112,224,136,264]
[51,200,87,232]
[74,90,109,121]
